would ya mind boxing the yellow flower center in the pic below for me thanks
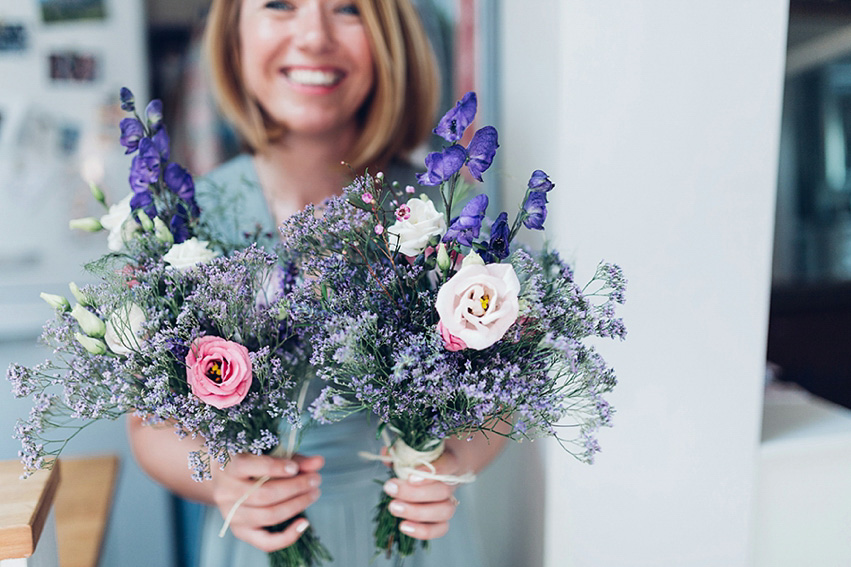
[480,294,490,312]
[206,360,223,384]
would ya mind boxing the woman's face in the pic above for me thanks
[239,0,375,140]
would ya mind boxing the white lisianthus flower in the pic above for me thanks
[435,262,521,350]
[100,194,138,252]
[104,303,147,356]
[386,197,446,257]
[162,237,219,270]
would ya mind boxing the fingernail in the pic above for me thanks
[388,501,405,515]
[383,480,398,495]
[296,519,310,533]
[308,475,320,487]
[408,474,424,484]
[399,523,416,534]
[284,462,298,476]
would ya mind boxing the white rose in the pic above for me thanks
[387,197,446,257]
[435,262,521,350]
[162,237,219,270]
[104,303,147,356]
[100,194,138,252]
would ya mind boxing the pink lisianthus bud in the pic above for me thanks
[437,321,467,351]
[375,224,385,235]
[185,336,253,409]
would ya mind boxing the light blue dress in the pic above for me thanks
[194,155,484,567]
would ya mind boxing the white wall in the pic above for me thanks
[498,2,789,566]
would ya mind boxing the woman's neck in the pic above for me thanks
[252,128,359,225]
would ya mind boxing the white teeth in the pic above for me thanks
[286,68,340,87]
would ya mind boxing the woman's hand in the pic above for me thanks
[381,448,461,541]
[212,453,324,553]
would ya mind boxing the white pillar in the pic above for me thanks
[497,2,789,566]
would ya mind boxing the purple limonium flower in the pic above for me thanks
[528,169,554,192]
[164,162,194,200]
[120,87,135,112]
[488,212,510,260]
[416,144,466,186]
[522,191,548,230]
[119,118,145,154]
[466,126,498,182]
[443,193,488,247]
[433,91,477,142]
[145,99,164,132]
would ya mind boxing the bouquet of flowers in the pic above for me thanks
[280,92,627,560]
[7,89,330,567]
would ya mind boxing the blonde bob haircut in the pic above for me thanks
[204,0,439,171]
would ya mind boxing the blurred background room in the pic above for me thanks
[1,0,851,566]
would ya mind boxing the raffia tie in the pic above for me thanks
[218,381,311,538]
[359,436,476,485]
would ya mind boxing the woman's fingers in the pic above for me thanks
[387,498,457,524]
[231,516,313,554]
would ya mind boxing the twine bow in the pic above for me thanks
[359,433,476,485]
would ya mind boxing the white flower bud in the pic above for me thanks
[461,251,485,268]
[153,217,174,244]
[68,282,89,305]
[71,303,106,338]
[89,182,106,206]
[75,332,107,355]
[69,217,103,232]
[40,292,70,311]
[136,210,154,231]
[436,243,451,272]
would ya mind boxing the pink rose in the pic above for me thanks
[437,320,468,351]
[435,263,521,350]
[185,336,253,409]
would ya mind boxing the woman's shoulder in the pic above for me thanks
[197,154,257,193]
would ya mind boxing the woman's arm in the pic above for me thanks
[382,429,508,540]
[126,415,324,552]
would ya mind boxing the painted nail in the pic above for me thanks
[388,501,405,515]
[383,480,399,495]
[399,523,416,534]
[308,475,320,487]
[408,474,424,484]
[284,462,298,476]
[295,519,310,533]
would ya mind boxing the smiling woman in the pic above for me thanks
[125,1,504,567]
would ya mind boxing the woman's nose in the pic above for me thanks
[294,5,335,53]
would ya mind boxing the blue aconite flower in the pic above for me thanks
[443,193,488,246]
[433,91,476,142]
[120,87,135,112]
[466,126,498,182]
[488,212,510,260]
[170,204,191,244]
[528,169,554,192]
[164,162,194,201]
[152,127,170,161]
[129,138,161,191]
[145,99,164,132]
[130,189,156,219]
[119,118,144,154]
[416,144,466,186]
[522,191,548,230]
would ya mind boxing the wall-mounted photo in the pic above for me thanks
[0,23,27,52]
[48,51,99,82]
[40,0,107,24]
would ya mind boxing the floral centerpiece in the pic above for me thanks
[280,92,627,560]
[7,89,330,567]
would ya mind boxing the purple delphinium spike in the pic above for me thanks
[522,191,548,230]
[119,118,144,154]
[170,204,190,244]
[152,127,170,161]
[416,145,467,186]
[528,169,554,192]
[443,193,488,247]
[433,91,477,142]
[466,126,498,182]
